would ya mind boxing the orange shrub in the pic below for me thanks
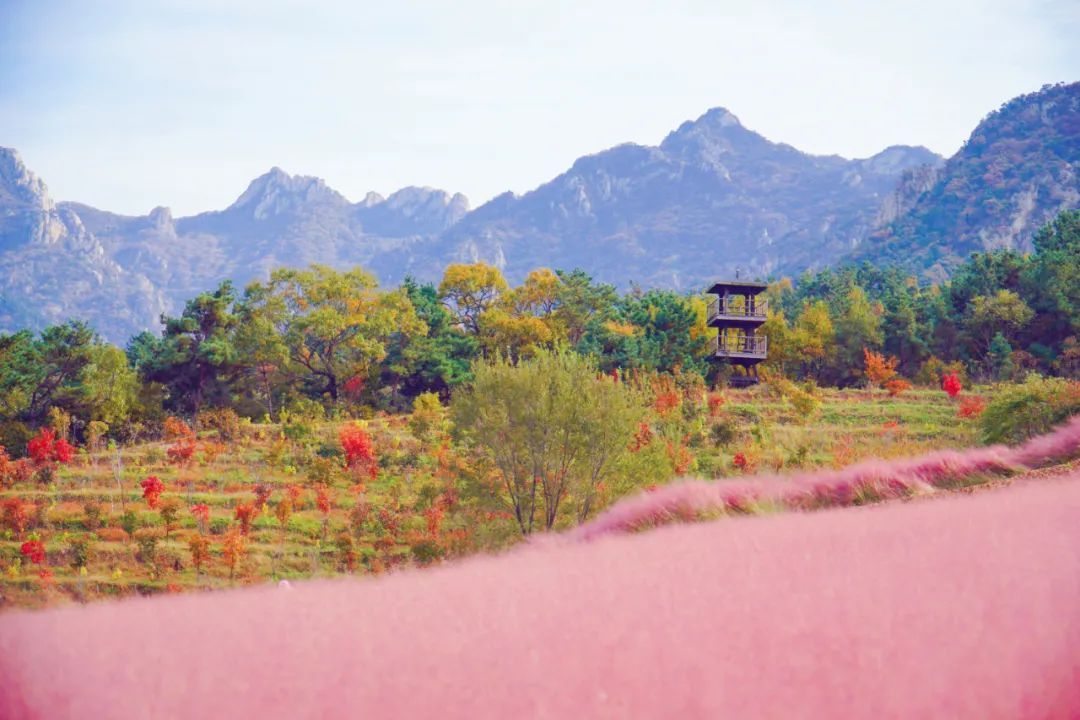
[957,396,987,419]
[884,379,912,397]
[95,527,130,543]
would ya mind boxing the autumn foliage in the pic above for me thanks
[140,476,165,509]
[339,424,378,483]
[943,372,963,398]
[20,539,46,565]
[26,429,75,466]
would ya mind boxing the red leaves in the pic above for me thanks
[315,485,332,515]
[234,503,256,535]
[252,483,272,512]
[630,422,653,452]
[339,425,378,482]
[707,392,726,417]
[1,498,30,537]
[943,372,963,399]
[167,439,197,467]
[27,429,75,466]
[141,476,165,509]
[191,503,211,529]
[653,390,680,416]
[733,452,749,471]
[957,396,987,419]
[343,375,366,400]
[20,539,46,565]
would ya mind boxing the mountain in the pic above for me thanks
[3,82,1078,343]
[0,148,169,335]
[421,108,941,289]
[858,81,1080,280]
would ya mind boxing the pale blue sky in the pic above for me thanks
[1,0,1077,216]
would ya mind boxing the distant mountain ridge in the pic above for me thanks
[858,81,1080,279]
[2,81,1078,343]
[424,107,941,289]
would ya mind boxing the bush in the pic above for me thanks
[980,374,1080,444]
[196,408,241,441]
[95,527,130,543]
[710,418,738,447]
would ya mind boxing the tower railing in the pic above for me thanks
[714,334,768,357]
[707,297,768,322]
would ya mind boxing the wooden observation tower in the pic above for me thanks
[707,279,768,386]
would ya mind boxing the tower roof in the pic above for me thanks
[707,280,768,295]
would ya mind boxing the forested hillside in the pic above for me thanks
[861,81,1080,279]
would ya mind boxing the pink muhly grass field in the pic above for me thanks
[571,415,1080,541]
[1,461,1079,717]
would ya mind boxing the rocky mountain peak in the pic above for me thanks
[857,145,943,176]
[228,167,348,219]
[0,147,53,210]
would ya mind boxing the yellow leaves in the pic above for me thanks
[603,320,639,337]
[438,262,509,333]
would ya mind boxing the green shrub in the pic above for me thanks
[119,510,139,536]
[710,418,738,447]
[208,517,231,535]
[980,374,1080,444]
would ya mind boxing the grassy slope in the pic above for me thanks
[0,387,985,610]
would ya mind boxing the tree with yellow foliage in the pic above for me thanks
[437,263,508,334]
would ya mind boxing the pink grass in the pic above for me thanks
[570,415,1080,541]
[1,468,1079,718]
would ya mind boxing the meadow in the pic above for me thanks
[0,382,1011,611]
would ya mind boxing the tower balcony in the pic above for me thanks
[707,297,768,327]
[713,333,768,360]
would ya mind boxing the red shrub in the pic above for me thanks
[942,372,963,399]
[191,503,211,530]
[252,483,272,511]
[27,430,55,465]
[653,391,680,416]
[339,425,378,482]
[1,498,30,536]
[167,439,197,467]
[314,485,332,515]
[957,396,987,419]
[26,429,75,466]
[234,504,256,535]
[707,393,726,417]
[20,539,46,565]
[52,438,75,463]
[733,453,748,471]
[141,476,165,509]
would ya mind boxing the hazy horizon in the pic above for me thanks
[2,0,1078,216]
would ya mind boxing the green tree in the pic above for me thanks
[241,265,424,401]
[452,348,646,534]
[830,286,884,385]
[964,290,1034,361]
[0,321,96,423]
[135,281,241,413]
[79,342,141,426]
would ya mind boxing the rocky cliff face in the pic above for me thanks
[422,108,941,289]
[859,81,1080,279]
[0,149,169,334]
